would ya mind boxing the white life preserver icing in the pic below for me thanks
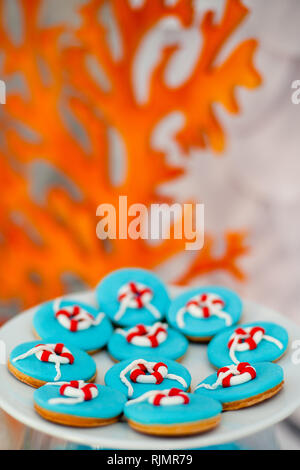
[228,326,284,364]
[114,282,161,321]
[120,359,187,397]
[48,380,98,405]
[54,299,104,332]
[176,292,232,328]
[116,322,168,347]
[12,343,74,381]
[195,362,256,390]
[127,388,190,406]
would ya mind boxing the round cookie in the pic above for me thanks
[34,381,126,427]
[124,388,222,436]
[194,362,284,410]
[96,268,170,327]
[33,298,113,354]
[105,357,191,399]
[8,340,97,388]
[167,286,242,341]
[108,322,188,362]
[207,321,289,368]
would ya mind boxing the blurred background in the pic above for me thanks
[0,0,299,449]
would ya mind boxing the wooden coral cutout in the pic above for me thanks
[0,0,260,310]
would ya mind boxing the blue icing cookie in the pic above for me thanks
[167,286,242,339]
[33,298,113,353]
[9,340,96,386]
[207,322,289,368]
[105,356,191,399]
[107,322,189,362]
[194,362,284,409]
[96,268,170,327]
[124,390,222,435]
[34,383,126,424]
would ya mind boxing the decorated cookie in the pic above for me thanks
[207,322,289,368]
[124,388,222,436]
[33,298,113,354]
[105,357,191,399]
[194,362,284,410]
[96,268,170,327]
[8,340,97,388]
[34,381,126,427]
[167,286,242,341]
[107,322,188,362]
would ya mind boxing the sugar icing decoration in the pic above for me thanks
[195,362,256,390]
[54,298,105,332]
[120,359,188,397]
[48,380,98,405]
[12,343,74,381]
[127,388,190,406]
[228,326,284,364]
[176,292,232,328]
[115,282,161,321]
[116,322,168,347]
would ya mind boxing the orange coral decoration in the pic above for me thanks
[176,231,249,285]
[0,0,261,312]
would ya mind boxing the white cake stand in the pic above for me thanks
[0,289,300,450]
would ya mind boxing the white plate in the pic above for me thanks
[0,289,300,450]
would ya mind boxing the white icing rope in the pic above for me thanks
[48,380,98,405]
[53,298,105,332]
[127,388,190,406]
[116,322,168,347]
[176,292,232,328]
[228,326,284,364]
[114,282,161,321]
[195,362,256,391]
[120,359,188,397]
[12,343,74,381]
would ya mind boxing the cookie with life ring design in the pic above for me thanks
[33,298,113,354]
[105,357,191,399]
[207,321,289,368]
[167,286,242,341]
[34,382,126,427]
[8,340,97,388]
[107,322,188,362]
[194,362,284,410]
[124,389,222,436]
[96,268,170,327]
